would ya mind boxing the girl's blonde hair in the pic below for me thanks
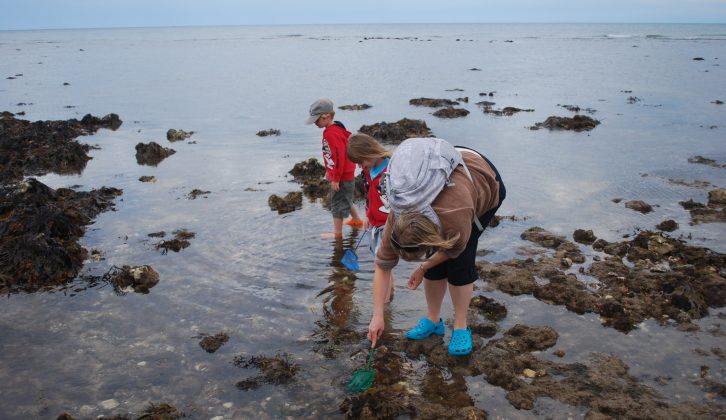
[347,133,392,164]
[391,212,460,261]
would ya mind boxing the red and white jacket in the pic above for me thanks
[322,122,355,182]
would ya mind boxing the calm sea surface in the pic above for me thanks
[1,23,725,418]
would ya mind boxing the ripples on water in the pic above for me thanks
[0,23,724,418]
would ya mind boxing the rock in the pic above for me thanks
[99,399,119,410]
[481,105,534,116]
[138,175,156,182]
[166,128,193,141]
[198,332,230,353]
[155,229,195,254]
[256,129,280,137]
[289,158,326,180]
[409,98,459,107]
[108,265,160,294]
[339,104,372,110]
[268,192,303,214]
[573,229,597,244]
[135,141,175,166]
[688,155,725,168]
[0,112,122,182]
[432,107,470,118]
[0,179,121,293]
[358,118,433,145]
[624,200,653,214]
[187,188,211,199]
[708,188,726,205]
[656,220,678,232]
[530,115,600,131]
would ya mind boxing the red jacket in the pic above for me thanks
[322,122,355,182]
[364,159,390,227]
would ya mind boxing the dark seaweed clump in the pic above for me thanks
[530,115,600,131]
[358,118,433,145]
[233,352,300,390]
[0,179,122,294]
[0,112,121,182]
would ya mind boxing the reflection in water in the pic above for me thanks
[312,231,364,358]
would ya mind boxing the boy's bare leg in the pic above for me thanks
[333,217,344,238]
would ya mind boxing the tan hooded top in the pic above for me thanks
[375,150,501,270]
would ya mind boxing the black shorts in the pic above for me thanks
[425,152,506,286]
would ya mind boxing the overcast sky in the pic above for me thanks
[2,0,726,30]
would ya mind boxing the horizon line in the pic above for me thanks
[2,21,726,32]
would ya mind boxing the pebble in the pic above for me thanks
[79,405,94,416]
[210,417,224,420]
[523,368,537,378]
[137,361,147,367]
[100,399,119,410]
[223,402,233,408]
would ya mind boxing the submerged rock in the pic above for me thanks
[530,115,600,131]
[234,352,300,390]
[358,118,433,145]
[155,229,195,254]
[135,141,175,166]
[679,188,726,224]
[198,332,229,353]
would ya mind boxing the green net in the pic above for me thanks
[347,348,376,393]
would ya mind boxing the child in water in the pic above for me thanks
[346,133,394,302]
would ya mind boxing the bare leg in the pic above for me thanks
[424,278,447,323]
[333,217,343,238]
[350,206,361,221]
[448,282,474,330]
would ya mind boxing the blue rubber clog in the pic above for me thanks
[448,328,472,356]
[405,318,445,340]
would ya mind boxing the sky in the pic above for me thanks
[1,0,726,30]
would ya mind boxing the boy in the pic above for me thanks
[305,98,363,238]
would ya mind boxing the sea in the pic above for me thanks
[0,23,725,418]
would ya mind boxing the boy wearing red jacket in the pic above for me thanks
[306,98,363,238]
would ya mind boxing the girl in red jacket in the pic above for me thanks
[347,133,394,302]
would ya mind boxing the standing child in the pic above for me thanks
[305,98,363,238]
[347,133,394,302]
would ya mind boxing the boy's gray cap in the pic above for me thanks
[305,98,334,124]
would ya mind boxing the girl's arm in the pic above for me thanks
[367,265,392,347]
[407,250,450,290]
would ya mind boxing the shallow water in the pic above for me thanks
[1,23,725,418]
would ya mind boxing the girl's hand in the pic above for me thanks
[407,265,424,290]
[330,181,340,192]
[367,315,384,347]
